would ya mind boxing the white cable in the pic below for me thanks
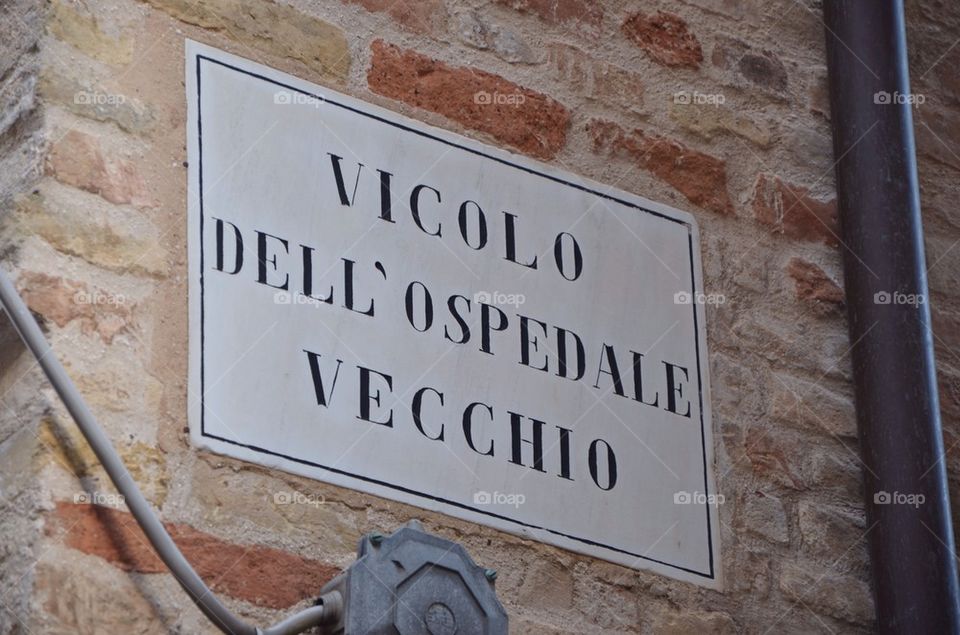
[0,267,339,635]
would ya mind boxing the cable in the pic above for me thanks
[0,267,340,635]
[262,604,332,635]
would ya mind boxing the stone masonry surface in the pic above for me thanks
[0,0,958,633]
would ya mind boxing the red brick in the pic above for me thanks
[587,119,733,215]
[341,0,447,34]
[752,173,840,246]
[367,40,570,160]
[46,130,154,208]
[50,502,340,610]
[786,258,845,309]
[18,271,131,344]
[494,0,602,28]
[621,11,703,69]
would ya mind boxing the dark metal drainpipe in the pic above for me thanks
[823,1,960,632]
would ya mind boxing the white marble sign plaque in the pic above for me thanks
[186,41,721,586]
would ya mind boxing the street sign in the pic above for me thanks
[186,41,721,587]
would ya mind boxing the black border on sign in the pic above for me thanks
[194,53,715,580]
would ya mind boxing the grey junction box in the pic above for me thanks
[319,520,508,634]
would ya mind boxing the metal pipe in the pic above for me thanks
[0,267,338,635]
[822,1,960,631]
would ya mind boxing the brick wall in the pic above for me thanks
[1,0,958,632]
[0,1,47,633]
[908,0,960,543]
